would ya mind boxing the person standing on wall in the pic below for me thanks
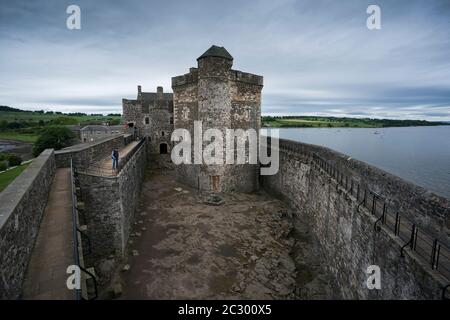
[112,148,119,172]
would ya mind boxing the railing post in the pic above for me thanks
[394,212,400,236]
[412,225,418,250]
[374,202,387,232]
[401,224,417,257]
[442,284,450,300]
[436,243,441,270]
[431,239,438,269]
[372,194,377,215]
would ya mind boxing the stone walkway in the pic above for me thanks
[118,168,335,299]
[97,141,139,175]
[22,168,75,299]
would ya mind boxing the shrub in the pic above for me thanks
[0,152,10,161]
[50,116,78,125]
[108,118,121,125]
[32,126,75,157]
[0,161,7,171]
[7,154,22,166]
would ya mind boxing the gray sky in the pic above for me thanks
[1,0,450,120]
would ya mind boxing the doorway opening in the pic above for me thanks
[159,143,168,154]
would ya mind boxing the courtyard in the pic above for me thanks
[119,167,335,299]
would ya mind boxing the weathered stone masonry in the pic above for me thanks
[0,149,56,299]
[76,141,147,288]
[55,134,131,168]
[261,138,450,299]
[172,45,263,193]
[122,86,173,156]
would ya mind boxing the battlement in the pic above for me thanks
[232,70,263,86]
[171,71,199,87]
[171,67,262,88]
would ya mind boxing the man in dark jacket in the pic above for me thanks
[112,148,119,171]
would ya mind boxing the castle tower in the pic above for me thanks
[172,45,263,193]
[197,46,233,192]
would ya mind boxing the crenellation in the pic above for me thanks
[233,70,264,86]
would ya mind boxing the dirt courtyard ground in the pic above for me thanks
[118,167,335,299]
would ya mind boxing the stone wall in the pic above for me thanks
[261,138,449,299]
[55,134,126,168]
[0,149,56,299]
[76,141,147,288]
[118,140,147,250]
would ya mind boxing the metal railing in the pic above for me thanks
[74,138,145,177]
[70,158,98,300]
[310,152,450,285]
[263,140,450,298]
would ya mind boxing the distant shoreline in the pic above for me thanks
[262,124,449,128]
[261,116,448,128]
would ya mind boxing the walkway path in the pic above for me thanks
[22,168,74,299]
[90,140,139,176]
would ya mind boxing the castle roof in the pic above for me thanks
[81,125,123,132]
[197,45,233,61]
[140,92,173,101]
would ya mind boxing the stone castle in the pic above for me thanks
[1,45,448,300]
[122,45,263,193]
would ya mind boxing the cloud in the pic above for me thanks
[0,0,449,120]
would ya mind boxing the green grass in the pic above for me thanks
[0,111,120,123]
[0,163,30,192]
[0,132,39,142]
[0,108,121,143]
[262,116,447,128]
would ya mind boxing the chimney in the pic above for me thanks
[137,85,142,95]
[157,86,163,99]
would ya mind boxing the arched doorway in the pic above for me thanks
[159,143,168,154]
